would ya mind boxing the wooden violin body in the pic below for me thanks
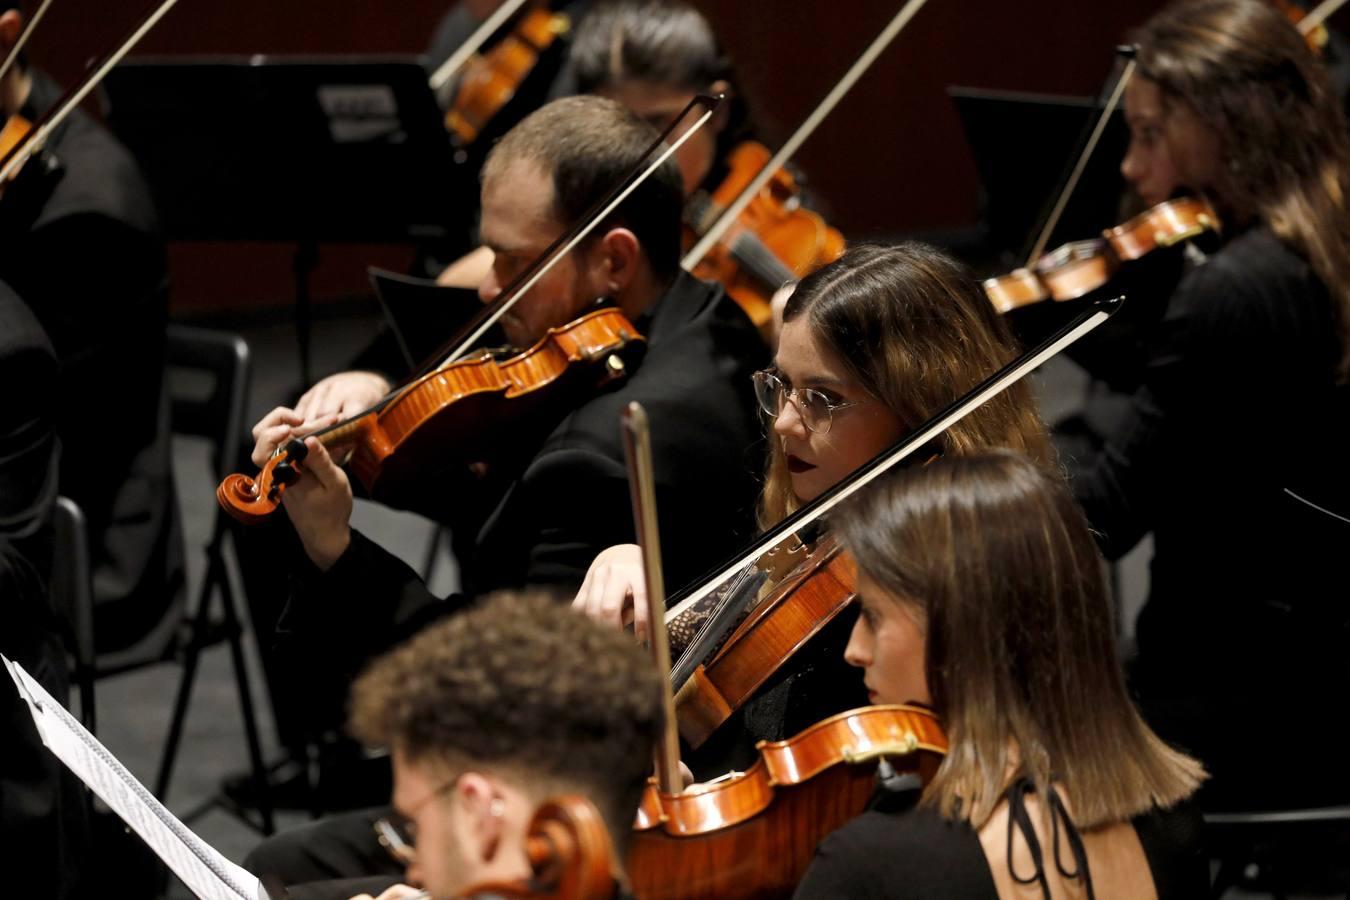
[446,7,571,147]
[629,705,947,899]
[984,196,1220,314]
[217,307,645,524]
[687,142,845,334]
[459,796,623,900]
[675,532,856,749]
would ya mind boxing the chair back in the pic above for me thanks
[165,324,251,484]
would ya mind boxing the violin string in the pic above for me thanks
[1025,55,1136,265]
[428,0,529,94]
[1302,0,1350,33]
[0,0,180,183]
[665,298,1121,623]
[0,0,54,85]
[730,231,797,291]
[681,0,931,271]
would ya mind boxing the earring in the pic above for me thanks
[488,798,505,818]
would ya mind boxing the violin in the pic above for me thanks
[685,142,845,336]
[629,705,947,900]
[218,307,645,524]
[444,6,572,148]
[983,196,1220,315]
[671,529,854,749]
[457,796,624,900]
[679,0,933,338]
[618,403,944,900]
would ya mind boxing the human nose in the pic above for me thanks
[771,391,809,439]
[843,614,871,670]
[1120,139,1143,186]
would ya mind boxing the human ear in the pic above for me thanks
[598,227,641,294]
[708,79,733,134]
[456,772,506,863]
[0,11,23,51]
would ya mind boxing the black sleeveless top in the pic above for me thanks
[792,778,1207,899]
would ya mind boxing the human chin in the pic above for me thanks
[788,467,831,504]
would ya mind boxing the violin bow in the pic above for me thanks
[1302,0,1350,32]
[665,293,1124,628]
[1023,46,1137,265]
[0,0,180,184]
[0,0,54,85]
[621,402,684,796]
[680,0,931,272]
[685,0,928,271]
[428,0,530,96]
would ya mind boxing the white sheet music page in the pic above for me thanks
[3,655,265,900]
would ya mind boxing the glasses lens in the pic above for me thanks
[798,390,832,434]
[753,371,783,418]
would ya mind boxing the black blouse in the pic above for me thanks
[793,780,1208,899]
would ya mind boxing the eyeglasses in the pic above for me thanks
[374,777,459,867]
[752,369,865,435]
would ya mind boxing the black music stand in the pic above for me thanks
[103,56,476,384]
[949,86,1129,265]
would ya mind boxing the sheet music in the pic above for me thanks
[3,655,266,900]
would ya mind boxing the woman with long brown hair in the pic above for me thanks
[573,241,1054,767]
[1067,0,1350,811]
[794,451,1208,899]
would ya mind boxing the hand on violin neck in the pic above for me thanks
[250,407,340,468]
[294,371,391,423]
[571,543,650,643]
[282,436,354,573]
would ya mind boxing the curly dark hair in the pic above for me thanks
[349,592,662,842]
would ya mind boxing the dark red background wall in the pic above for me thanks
[25,1,1345,314]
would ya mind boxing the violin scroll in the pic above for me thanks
[216,438,307,526]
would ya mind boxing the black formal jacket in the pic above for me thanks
[276,273,766,716]
[0,72,183,654]
[0,280,89,899]
[1060,225,1350,805]
[1063,226,1346,674]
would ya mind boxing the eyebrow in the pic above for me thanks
[770,365,849,391]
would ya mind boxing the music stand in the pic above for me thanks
[104,56,477,383]
[949,86,1129,265]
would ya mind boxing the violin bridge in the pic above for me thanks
[841,733,919,764]
[754,531,815,588]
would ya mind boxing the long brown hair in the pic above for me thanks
[836,451,1205,829]
[1135,0,1350,379]
[759,242,1053,527]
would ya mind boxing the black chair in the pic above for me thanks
[152,324,274,834]
[49,495,97,733]
[1208,806,1350,899]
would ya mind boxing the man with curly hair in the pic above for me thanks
[250,592,661,899]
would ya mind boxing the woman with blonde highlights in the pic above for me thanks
[573,242,1054,767]
[795,451,1207,899]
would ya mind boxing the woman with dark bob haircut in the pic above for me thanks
[795,451,1207,899]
